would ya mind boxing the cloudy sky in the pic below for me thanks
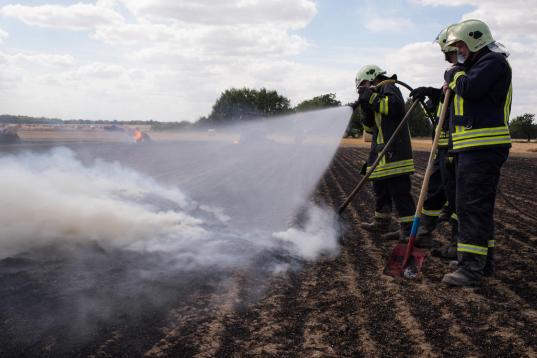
[0,0,535,122]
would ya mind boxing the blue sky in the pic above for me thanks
[0,0,534,121]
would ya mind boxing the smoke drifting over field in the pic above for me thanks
[0,107,350,354]
[0,107,350,265]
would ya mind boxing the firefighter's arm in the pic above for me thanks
[445,57,505,100]
[360,105,375,133]
[374,85,404,118]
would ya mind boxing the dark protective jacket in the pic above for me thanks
[426,89,451,149]
[448,50,512,152]
[361,83,414,180]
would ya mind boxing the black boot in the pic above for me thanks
[382,222,412,241]
[414,215,438,248]
[443,251,486,286]
[431,219,458,259]
[442,268,481,286]
[484,247,495,277]
[361,217,392,234]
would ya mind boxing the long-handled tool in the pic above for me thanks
[337,99,421,215]
[384,89,452,279]
[338,79,435,215]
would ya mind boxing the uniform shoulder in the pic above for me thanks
[479,51,508,65]
[380,83,403,96]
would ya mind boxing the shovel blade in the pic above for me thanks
[384,243,426,278]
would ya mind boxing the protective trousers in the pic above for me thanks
[422,149,448,219]
[442,152,457,222]
[422,149,458,238]
[455,147,509,278]
[373,175,415,224]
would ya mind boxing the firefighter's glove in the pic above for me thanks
[410,87,441,103]
[358,86,376,106]
[349,100,360,112]
[444,65,465,87]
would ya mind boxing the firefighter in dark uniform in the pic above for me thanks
[408,25,459,257]
[441,19,512,286]
[353,65,416,239]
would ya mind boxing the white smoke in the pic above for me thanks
[273,205,340,260]
[0,107,350,267]
[0,147,338,266]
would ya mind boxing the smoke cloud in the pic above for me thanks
[0,107,350,268]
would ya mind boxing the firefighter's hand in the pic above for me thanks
[358,86,375,105]
[444,64,465,85]
[349,100,360,111]
[410,87,441,102]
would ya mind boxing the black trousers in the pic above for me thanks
[455,147,509,276]
[373,175,416,223]
[422,148,448,218]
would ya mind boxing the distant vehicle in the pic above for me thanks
[0,127,21,144]
[208,128,216,136]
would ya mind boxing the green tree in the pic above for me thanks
[510,113,537,142]
[294,93,341,112]
[207,88,291,122]
[405,99,432,137]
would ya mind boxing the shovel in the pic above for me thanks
[384,89,452,278]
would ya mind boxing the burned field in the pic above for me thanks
[1,143,537,357]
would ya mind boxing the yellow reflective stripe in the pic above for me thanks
[452,126,511,150]
[369,92,378,105]
[375,110,386,165]
[379,97,389,115]
[452,127,510,139]
[453,137,511,150]
[453,94,464,116]
[375,112,384,146]
[436,102,442,117]
[437,127,449,147]
[458,243,488,255]
[372,159,414,170]
[422,209,441,217]
[449,71,466,90]
[375,211,391,219]
[369,164,415,179]
[504,83,512,125]
[451,213,458,221]
[488,240,496,248]
[399,216,414,223]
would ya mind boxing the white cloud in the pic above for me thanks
[1,0,534,121]
[0,28,8,44]
[118,0,317,28]
[94,22,308,57]
[364,16,414,33]
[410,0,474,5]
[384,42,447,89]
[0,3,124,30]
[0,52,75,67]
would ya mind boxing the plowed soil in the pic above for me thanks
[1,143,537,357]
